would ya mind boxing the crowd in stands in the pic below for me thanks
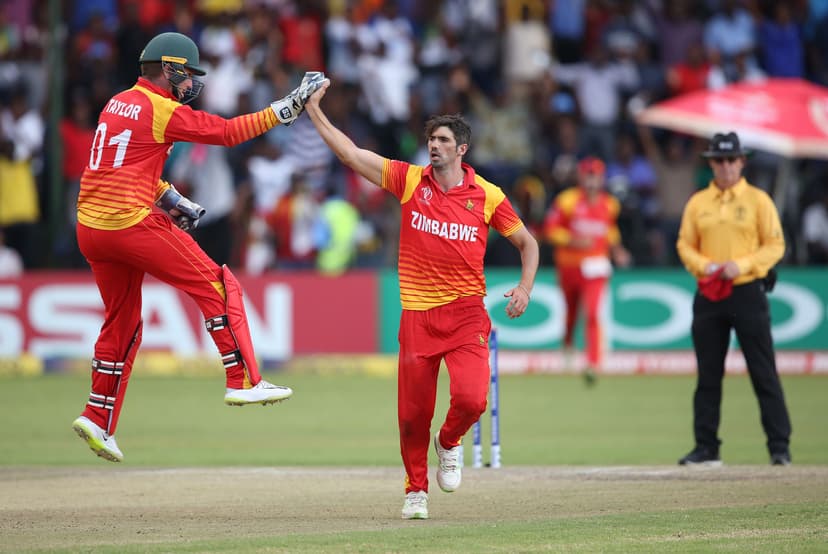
[2,0,828,276]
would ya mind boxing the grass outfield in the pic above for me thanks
[1,372,827,552]
[1,372,826,466]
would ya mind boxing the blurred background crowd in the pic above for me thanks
[2,0,828,278]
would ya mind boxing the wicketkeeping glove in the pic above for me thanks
[271,71,329,126]
[156,184,206,231]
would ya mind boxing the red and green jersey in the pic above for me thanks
[78,78,278,230]
[382,160,524,310]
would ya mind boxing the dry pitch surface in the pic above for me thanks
[2,465,827,551]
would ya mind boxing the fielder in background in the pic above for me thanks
[676,131,792,467]
[71,31,327,463]
[305,81,539,520]
[542,157,631,385]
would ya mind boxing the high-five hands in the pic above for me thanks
[271,71,330,126]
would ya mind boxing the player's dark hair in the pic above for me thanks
[425,114,471,150]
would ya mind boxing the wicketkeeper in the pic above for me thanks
[71,32,328,462]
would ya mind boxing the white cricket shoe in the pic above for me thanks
[434,432,462,492]
[72,416,123,463]
[401,491,429,520]
[224,379,293,406]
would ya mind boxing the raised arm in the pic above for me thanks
[304,81,386,186]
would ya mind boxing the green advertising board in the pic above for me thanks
[379,268,828,352]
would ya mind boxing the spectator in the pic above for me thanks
[324,2,364,87]
[314,185,363,275]
[582,0,615,55]
[502,3,552,92]
[0,82,42,268]
[57,89,96,267]
[703,0,757,83]
[278,1,326,73]
[807,10,828,85]
[71,11,116,69]
[441,0,500,96]
[158,3,204,46]
[550,0,588,64]
[637,124,703,265]
[606,132,659,264]
[654,0,704,67]
[467,81,533,188]
[168,142,238,266]
[0,7,21,60]
[511,174,548,237]
[601,0,650,62]
[551,43,639,162]
[265,172,320,270]
[416,12,462,115]
[241,4,284,111]
[114,3,152,91]
[354,24,418,161]
[707,48,766,89]
[246,138,297,217]
[666,43,711,97]
[199,20,252,118]
[280,111,337,192]
[545,115,584,196]
[68,0,118,34]
[757,3,805,78]
[629,40,666,107]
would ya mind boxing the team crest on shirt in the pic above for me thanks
[479,334,486,346]
[466,200,474,211]
[421,186,433,204]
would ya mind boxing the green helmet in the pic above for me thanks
[139,32,206,76]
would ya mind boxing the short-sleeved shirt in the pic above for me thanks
[676,178,785,284]
[382,160,524,310]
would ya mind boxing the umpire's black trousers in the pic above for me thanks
[690,280,792,455]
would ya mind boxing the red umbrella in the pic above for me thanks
[636,78,828,160]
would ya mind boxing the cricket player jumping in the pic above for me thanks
[71,32,327,462]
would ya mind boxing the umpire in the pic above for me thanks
[676,131,792,466]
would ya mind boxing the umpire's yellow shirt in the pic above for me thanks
[677,178,784,285]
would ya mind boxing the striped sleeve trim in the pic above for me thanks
[227,108,277,144]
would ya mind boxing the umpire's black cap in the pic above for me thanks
[701,131,751,158]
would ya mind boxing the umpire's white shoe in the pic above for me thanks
[72,416,123,463]
[401,491,429,520]
[224,379,293,406]
[434,432,462,492]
